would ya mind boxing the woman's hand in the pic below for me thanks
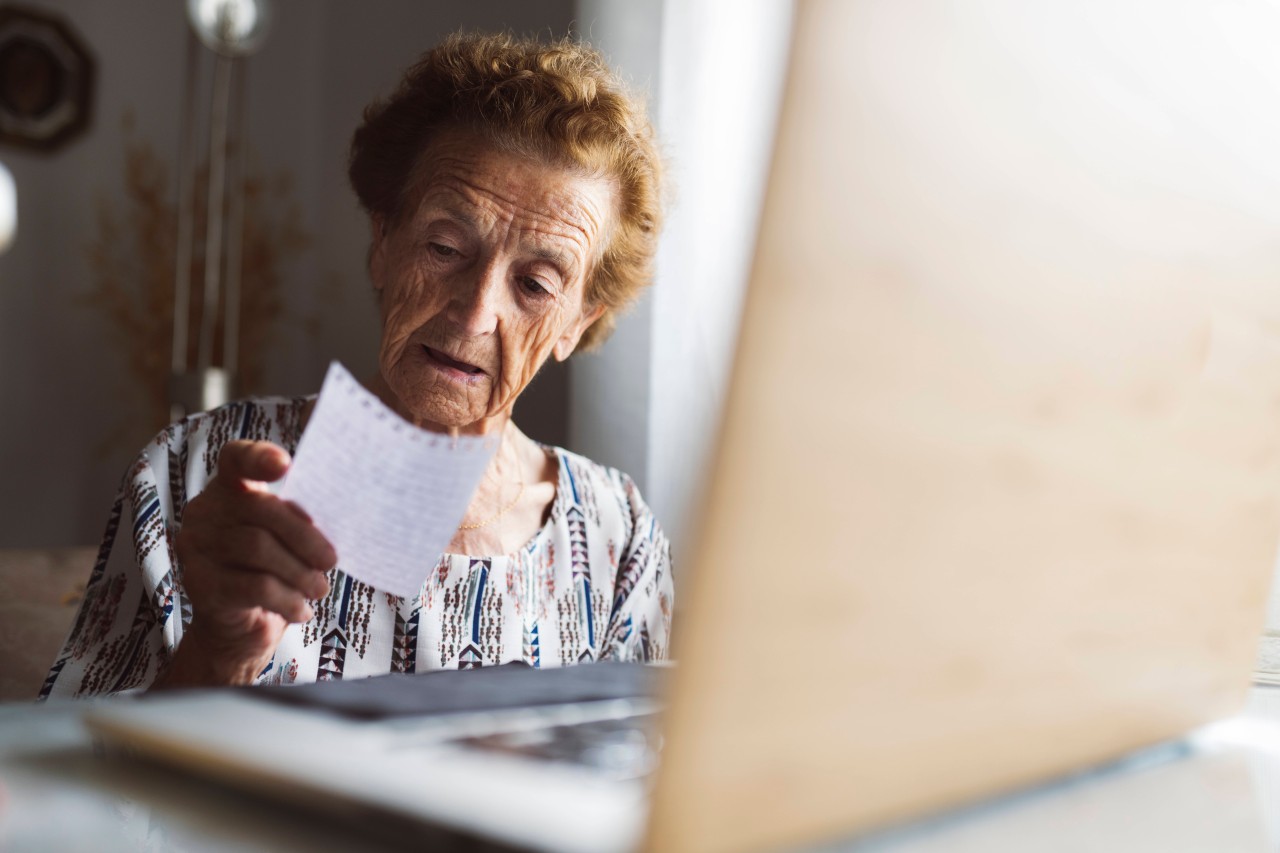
[153,440,337,689]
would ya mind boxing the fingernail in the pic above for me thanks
[303,605,315,622]
[265,445,291,470]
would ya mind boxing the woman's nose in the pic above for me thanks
[445,264,503,337]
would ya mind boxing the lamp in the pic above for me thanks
[0,161,14,255]
[187,0,272,56]
[169,0,274,419]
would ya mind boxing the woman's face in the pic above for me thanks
[370,131,611,433]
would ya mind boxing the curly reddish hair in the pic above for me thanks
[348,31,664,351]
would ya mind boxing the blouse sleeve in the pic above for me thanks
[600,473,675,662]
[39,425,191,699]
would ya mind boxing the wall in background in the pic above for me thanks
[0,0,575,546]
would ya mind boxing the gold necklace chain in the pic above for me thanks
[460,473,524,527]
[458,438,526,531]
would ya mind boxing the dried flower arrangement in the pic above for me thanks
[86,113,309,438]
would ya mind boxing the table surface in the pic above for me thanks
[4,689,1280,852]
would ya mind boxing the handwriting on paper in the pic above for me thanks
[280,362,496,597]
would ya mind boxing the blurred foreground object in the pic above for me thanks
[647,1,1280,851]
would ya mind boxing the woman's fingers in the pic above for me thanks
[216,440,291,488]
[232,491,337,572]
[203,439,338,575]
[168,441,332,681]
[180,498,334,601]
[183,533,323,626]
[206,568,316,624]
[177,439,338,632]
[218,525,331,601]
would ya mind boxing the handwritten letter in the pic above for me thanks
[280,362,496,597]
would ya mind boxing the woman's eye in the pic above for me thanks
[521,277,549,297]
[429,243,458,258]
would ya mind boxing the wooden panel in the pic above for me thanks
[646,2,1280,851]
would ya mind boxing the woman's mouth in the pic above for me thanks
[422,345,488,382]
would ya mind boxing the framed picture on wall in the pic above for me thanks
[0,4,95,152]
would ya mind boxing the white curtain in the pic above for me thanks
[571,0,794,571]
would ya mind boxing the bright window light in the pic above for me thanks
[0,161,15,255]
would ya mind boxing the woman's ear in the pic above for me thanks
[553,303,607,362]
[369,215,388,292]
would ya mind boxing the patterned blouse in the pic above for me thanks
[40,397,673,699]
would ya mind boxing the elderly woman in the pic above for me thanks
[40,33,671,698]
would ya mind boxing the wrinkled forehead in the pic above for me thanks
[396,125,618,265]
[400,125,612,211]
